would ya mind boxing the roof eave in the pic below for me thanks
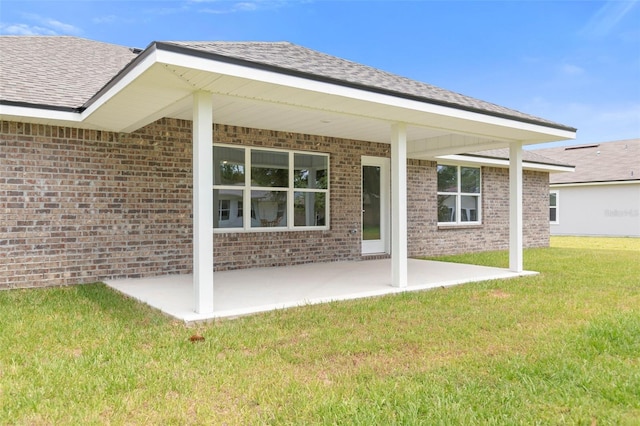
[551,179,640,187]
[151,42,576,133]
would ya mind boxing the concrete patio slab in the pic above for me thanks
[105,259,537,322]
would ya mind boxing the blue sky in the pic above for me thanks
[1,0,639,148]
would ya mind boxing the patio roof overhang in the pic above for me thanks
[1,41,575,157]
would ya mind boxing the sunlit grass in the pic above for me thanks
[551,235,640,251]
[1,237,639,424]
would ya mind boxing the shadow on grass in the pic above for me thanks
[75,283,167,326]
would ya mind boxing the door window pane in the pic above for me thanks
[213,146,245,185]
[362,165,381,240]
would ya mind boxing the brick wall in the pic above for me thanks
[1,119,388,288]
[407,161,550,257]
[1,118,549,289]
[1,119,194,289]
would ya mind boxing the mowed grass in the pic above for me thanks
[1,237,639,424]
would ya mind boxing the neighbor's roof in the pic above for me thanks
[533,139,640,184]
[0,36,575,133]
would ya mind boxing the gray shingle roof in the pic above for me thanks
[162,41,574,131]
[0,36,138,109]
[0,36,575,133]
[533,139,640,184]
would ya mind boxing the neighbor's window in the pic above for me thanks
[213,145,329,231]
[550,190,559,224]
[437,164,481,224]
[218,199,231,221]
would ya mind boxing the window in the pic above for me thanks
[213,145,329,231]
[550,190,559,224]
[437,164,481,224]
[218,200,230,221]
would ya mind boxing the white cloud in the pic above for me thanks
[581,0,639,38]
[560,63,586,76]
[198,0,299,14]
[145,4,191,16]
[0,13,82,36]
[141,0,305,16]
[92,15,117,24]
[22,13,82,35]
[597,102,640,127]
[0,23,56,35]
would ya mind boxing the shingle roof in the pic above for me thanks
[0,36,575,133]
[162,41,574,131]
[0,36,138,109]
[463,148,572,167]
[533,139,640,184]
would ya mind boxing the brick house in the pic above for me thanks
[1,36,575,314]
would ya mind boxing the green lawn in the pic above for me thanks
[1,237,639,424]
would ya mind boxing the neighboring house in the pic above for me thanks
[534,139,640,237]
[0,36,576,314]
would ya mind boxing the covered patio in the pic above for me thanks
[76,42,572,317]
[2,39,575,308]
[105,259,537,322]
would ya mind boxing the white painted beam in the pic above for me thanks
[391,123,408,288]
[436,154,575,173]
[407,135,511,159]
[193,91,215,314]
[509,142,523,272]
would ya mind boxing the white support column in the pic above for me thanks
[193,91,214,314]
[509,141,523,273]
[391,123,408,288]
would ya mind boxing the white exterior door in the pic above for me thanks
[362,156,390,254]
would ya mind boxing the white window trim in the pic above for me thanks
[437,163,482,226]
[550,189,559,225]
[213,144,330,233]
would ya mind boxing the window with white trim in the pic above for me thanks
[549,190,559,224]
[213,145,329,231]
[437,164,481,224]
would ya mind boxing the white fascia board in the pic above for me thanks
[155,49,575,142]
[436,154,575,172]
[0,104,83,125]
[551,180,640,188]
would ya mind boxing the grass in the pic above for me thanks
[1,237,639,424]
[362,225,381,240]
